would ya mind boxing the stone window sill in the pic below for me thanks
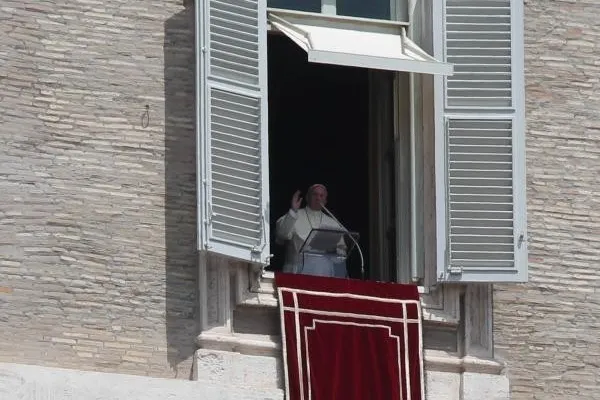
[424,349,506,375]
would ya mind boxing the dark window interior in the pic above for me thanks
[337,0,390,19]
[267,33,370,278]
[267,0,321,13]
[267,0,391,19]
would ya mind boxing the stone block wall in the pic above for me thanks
[494,1,600,398]
[0,0,198,379]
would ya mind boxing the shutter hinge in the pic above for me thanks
[250,248,272,266]
[251,212,268,263]
[439,247,450,280]
[203,180,211,225]
[207,202,214,224]
[447,266,463,275]
[518,233,525,248]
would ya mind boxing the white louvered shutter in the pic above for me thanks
[434,0,527,282]
[196,0,270,264]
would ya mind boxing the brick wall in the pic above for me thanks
[0,0,198,378]
[494,1,600,398]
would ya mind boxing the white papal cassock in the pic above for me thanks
[276,207,347,278]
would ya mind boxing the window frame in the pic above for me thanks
[195,0,527,285]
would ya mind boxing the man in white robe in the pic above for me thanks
[276,184,347,277]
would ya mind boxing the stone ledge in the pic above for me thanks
[424,350,506,375]
[240,292,279,308]
[196,333,505,375]
[196,330,281,358]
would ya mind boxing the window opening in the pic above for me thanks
[267,33,372,279]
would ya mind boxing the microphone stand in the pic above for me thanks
[320,203,365,280]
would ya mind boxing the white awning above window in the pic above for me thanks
[267,8,453,75]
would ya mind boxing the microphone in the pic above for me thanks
[320,203,365,279]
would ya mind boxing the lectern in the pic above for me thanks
[298,228,359,278]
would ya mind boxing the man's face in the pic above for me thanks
[308,186,327,210]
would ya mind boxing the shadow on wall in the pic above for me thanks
[164,1,198,379]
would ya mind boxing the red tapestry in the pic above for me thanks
[275,273,424,400]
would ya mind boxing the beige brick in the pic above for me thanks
[50,337,76,345]
[121,356,147,364]
[63,332,89,339]
[116,336,143,344]
[76,339,103,347]
[73,346,99,353]
[125,351,153,358]
[104,342,131,350]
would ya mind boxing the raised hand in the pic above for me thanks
[291,190,302,211]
